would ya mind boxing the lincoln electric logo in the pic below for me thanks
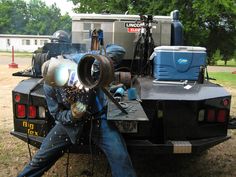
[125,23,141,33]
[125,23,142,28]
[177,58,188,64]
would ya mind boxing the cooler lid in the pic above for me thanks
[154,46,206,52]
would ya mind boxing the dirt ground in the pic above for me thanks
[0,56,236,177]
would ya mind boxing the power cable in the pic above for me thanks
[89,117,95,176]
[104,161,110,177]
[66,147,70,177]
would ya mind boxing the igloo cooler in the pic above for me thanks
[153,46,206,81]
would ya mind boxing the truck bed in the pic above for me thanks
[135,77,231,101]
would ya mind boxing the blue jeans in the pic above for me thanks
[17,120,136,177]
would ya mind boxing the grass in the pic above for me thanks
[216,59,236,67]
[208,72,236,87]
[0,51,32,57]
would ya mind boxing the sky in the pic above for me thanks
[25,0,77,16]
[42,0,76,16]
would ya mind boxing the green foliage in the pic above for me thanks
[72,0,130,13]
[234,50,236,63]
[211,49,223,65]
[70,0,236,62]
[216,59,236,66]
[192,0,236,62]
[0,0,71,35]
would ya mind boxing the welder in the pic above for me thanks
[17,44,136,177]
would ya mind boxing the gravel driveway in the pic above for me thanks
[207,66,236,72]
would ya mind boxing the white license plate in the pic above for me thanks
[114,121,138,133]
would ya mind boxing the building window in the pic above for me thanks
[40,40,48,45]
[94,23,101,29]
[34,40,38,45]
[22,39,30,45]
[84,23,101,30]
[84,23,91,30]
[7,39,11,46]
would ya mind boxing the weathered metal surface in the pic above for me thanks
[107,98,148,121]
[135,77,231,101]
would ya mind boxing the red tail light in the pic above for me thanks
[222,99,230,107]
[217,110,226,123]
[17,104,26,118]
[15,94,21,102]
[207,109,215,122]
[28,105,37,118]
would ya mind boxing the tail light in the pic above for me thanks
[198,109,227,123]
[222,98,230,107]
[198,109,205,122]
[158,110,163,118]
[217,110,226,123]
[207,109,215,122]
[28,105,37,118]
[15,94,21,102]
[16,104,26,118]
[38,106,46,118]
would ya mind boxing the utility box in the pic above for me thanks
[153,46,206,81]
[72,14,172,59]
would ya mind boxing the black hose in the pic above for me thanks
[80,118,94,177]
[26,93,32,161]
[104,161,110,177]
[89,118,94,176]
[66,148,70,177]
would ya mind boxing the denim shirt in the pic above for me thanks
[43,46,124,143]
[44,84,107,144]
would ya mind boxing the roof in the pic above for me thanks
[0,34,51,39]
[72,14,171,22]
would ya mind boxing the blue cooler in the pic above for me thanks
[153,46,206,81]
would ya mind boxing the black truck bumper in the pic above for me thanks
[10,130,44,148]
[11,130,230,154]
[126,136,231,154]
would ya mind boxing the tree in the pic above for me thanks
[191,0,236,65]
[0,0,12,33]
[25,0,71,35]
[0,0,28,34]
[71,0,130,13]
[0,0,72,35]
[211,49,223,65]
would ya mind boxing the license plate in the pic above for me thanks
[171,141,192,154]
[114,120,138,133]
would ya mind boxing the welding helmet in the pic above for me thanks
[106,44,126,66]
[41,56,77,87]
[51,30,70,43]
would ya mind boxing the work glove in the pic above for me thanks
[71,101,87,119]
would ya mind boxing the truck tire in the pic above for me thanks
[32,53,49,76]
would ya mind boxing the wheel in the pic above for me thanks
[32,53,49,76]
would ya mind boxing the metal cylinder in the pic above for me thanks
[77,54,114,88]
[119,72,131,87]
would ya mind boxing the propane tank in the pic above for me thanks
[171,10,184,46]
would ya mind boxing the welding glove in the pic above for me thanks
[71,101,87,119]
